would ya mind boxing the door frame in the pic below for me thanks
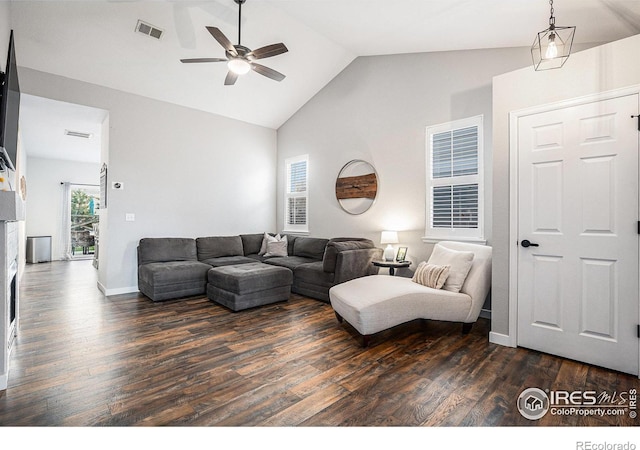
[507,85,640,376]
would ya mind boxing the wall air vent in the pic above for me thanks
[135,20,164,40]
[64,130,93,139]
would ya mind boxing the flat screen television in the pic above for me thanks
[0,30,20,172]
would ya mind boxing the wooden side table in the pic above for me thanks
[372,260,411,276]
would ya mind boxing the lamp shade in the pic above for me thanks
[531,0,576,71]
[531,25,575,71]
[380,231,398,245]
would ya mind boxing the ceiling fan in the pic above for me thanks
[180,0,288,85]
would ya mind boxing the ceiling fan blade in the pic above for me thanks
[251,63,286,82]
[248,43,288,60]
[180,58,228,63]
[206,26,237,56]
[225,71,239,86]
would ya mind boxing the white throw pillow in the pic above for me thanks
[264,240,288,258]
[412,262,450,289]
[259,233,278,256]
[427,245,474,293]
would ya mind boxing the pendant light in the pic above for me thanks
[531,0,576,71]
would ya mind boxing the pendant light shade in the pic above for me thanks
[531,0,576,71]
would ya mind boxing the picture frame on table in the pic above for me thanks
[396,247,407,262]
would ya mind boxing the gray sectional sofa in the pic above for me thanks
[137,233,383,307]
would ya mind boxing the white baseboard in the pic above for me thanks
[489,331,515,347]
[0,372,7,390]
[97,282,138,296]
[479,309,491,319]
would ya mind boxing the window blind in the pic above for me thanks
[288,161,307,193]
[285,156,309,231]
[432,183,479,229]
[428,118,481,235]
[287,197,307,225]
[432,126,478,179]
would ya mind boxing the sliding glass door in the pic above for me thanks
[69,185,100,260]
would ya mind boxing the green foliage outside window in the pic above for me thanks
[71,190,93,217]
[70,189,99,255]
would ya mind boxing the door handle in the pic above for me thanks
[521,239,539,248]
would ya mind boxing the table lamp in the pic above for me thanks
[380,231,398,262]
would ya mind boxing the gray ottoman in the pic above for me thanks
[206,263,293,311]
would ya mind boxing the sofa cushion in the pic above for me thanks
[138,238,197,265]
[427,244,474,293]
[207,284,291,312]
[196,236,244,261]
[282,234,297,255]
[328,237,375,245]
[323,239,375,273]
[240,233,266,256]
[201,255,257,267]
[207,263,292,295]
[138,260,211,287]
[294,261,335,287]
[264,256,318,271]
[293,237,329,260]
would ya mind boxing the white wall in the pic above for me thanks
[277,47,532,281]
[25,157,100,260]
[492,34,640,338]
[0,2,9,64]
[19,68,277,294]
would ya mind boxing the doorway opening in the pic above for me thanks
[20,94,108,267]
[69,184,100,262]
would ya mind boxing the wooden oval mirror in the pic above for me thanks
[335,159,378,215]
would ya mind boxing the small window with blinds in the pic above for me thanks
[425,116,484,243]
[284,155,309,233]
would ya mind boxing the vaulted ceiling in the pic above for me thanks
[10,0,640,131]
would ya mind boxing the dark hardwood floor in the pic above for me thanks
[0,260,637,427]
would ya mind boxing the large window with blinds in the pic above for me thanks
[425,116,484,242]
[284,155,309,233]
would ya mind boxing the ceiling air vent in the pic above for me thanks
[135,20,163,40]
[65,130,93,139]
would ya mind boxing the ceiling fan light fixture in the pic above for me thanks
[531,0,576,71]
[227,57,251,75]
[179,0,287,85]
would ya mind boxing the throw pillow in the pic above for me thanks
[264,240,288,258]
[411,262,450,289]
[259,233,278,256]
[427,245,474,293]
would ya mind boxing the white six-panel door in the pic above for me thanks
[517,93,639,375]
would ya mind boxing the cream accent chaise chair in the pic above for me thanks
[329,241,492,346]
